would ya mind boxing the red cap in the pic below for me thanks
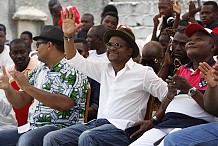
[185,23,218,44]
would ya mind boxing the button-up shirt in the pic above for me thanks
[68,52,168,130]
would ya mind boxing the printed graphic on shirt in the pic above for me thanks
[28,58,88,129]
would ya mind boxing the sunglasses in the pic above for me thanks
[36,41,48,48]
[105,42,125,49]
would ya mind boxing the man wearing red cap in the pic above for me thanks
[43,8,168,146]
[162,23,218,146]
[128,22,218,145]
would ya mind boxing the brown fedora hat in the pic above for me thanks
[33,25,64,46]
[103,25,139,58]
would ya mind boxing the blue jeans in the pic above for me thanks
[43,119,130,146]
[0,125,59,146]
[164,122,218,146]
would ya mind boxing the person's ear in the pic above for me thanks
[210,42,217,53]
[47,42,52,49]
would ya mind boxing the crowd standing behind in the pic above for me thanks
[0,0,218,145]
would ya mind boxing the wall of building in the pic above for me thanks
[0,0,217,47]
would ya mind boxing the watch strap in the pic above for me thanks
[63,36,74,41]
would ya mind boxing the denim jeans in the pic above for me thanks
[164,122,218,146]
[0,125,59,146]
[43,118,130,146]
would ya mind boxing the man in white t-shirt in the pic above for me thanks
[0,24,13,72]
[87,25,109,62]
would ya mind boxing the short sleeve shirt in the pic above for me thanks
[28,58,88,129]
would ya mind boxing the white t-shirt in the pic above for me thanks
[0,90,17,131]
[0,45,13,72]
[87,50,109,62]
[166,94,217,122]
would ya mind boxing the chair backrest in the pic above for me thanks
[144,95,155,120]
[84,83,91,123]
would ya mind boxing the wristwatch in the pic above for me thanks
[188,87,196,97]
[151,116,159,125]
[63,36,74,41]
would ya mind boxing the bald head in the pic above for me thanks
[142,41,163,59]
[141,41,163,73]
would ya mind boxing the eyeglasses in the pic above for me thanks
[105,42,125,49]
[36,42,47,48]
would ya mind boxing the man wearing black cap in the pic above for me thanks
[0,25,88,146]
[43,8,168,146]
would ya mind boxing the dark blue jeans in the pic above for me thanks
[164,122,218,146]
[43,119,130,146]
[0,125,59,146]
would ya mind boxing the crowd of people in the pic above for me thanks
[0,0,218,145]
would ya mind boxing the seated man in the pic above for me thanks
[158,25,190,80]
[8,38,39,126]
[140,41,163,74]
[140,41,164,113]
[0,25,88,146]
[42,9,168,146]
[130,23,218,146]
[0,38,38,130]
[164,39,218,146]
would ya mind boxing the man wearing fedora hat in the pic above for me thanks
[0,25,88,146]
[43,9,168,146]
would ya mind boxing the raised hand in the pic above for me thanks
[153,14,161,28]
[9,70,29,91]
[164,42,173,66]
[199,62,217,87]
[61,8,83,37]
[173,0,181,15]
[0,66,10,90]
[188,0,198,18]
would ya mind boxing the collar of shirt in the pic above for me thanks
[107,58,135,71]
[185,57,216,69]
[41,57,66,72]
